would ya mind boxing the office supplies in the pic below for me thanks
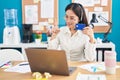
[76,74,106,80]
[91,66,97,72]
[25,48,76,76]
[0,60,11,68]
[4,62,31,73]
[19,62,29,66]
[79,62,120,73]
[79,62,105,72]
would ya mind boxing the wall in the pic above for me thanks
[0,0,120,61]
[110,0,120,61]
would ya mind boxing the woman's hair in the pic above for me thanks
[65,3,88,26]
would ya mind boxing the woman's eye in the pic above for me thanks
[70,17,76,21]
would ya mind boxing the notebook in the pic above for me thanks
[25,48,76,76]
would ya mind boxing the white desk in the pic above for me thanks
[0,42,115,61]
[0,43,47,60]
[96,42,115,51]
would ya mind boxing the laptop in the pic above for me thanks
[25,48,76,76]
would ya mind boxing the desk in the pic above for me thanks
[96,42,115,51]
[0,43,47,60]
[0,61,120,80]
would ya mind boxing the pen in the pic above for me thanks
[19,63,29,66]
[0,61,11,68]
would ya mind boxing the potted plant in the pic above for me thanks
[34,31,42,43]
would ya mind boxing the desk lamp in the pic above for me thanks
[98,15,112,43]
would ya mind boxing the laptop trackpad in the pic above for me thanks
[69,67,77,74]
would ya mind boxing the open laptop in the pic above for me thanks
[25,48,76,76]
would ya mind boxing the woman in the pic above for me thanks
[48,3,96,61]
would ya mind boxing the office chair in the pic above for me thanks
[0,49,24,62]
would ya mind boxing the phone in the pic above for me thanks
[75,24,86,30]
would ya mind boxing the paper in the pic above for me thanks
[32,24,41,31]
[48,18,54,23]
[79,62,105,72]
[94,0,100,4]
[39,22,48,30]
[4,62,31,73]
[41,0,54,18]
[25,5,38,24]
[33,0,40,3]
[101,0,108,6]
[79,62,120,72]
[94,7,103,12]
[74,0,94,7]
[76,73,106,80]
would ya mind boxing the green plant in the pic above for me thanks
[34,31,42,39]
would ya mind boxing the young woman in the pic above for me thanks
[48,3,96,61]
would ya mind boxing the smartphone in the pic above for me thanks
[75,24,86,30]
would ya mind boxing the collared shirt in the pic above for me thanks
[48,26,96,61]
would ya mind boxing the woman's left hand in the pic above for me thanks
[82,27,95,44]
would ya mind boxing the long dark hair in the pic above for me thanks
[65,3,88,26]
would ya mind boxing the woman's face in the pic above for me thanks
[65,10,79,29]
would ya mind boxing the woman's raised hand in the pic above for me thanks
[50,26,60,40]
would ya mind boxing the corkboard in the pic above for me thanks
[72,0,112,33]
[22,0,58,32]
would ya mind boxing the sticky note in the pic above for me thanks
[33,0,40,3]
[48,18,54,23]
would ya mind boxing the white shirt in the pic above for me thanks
[48,26,96,61]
